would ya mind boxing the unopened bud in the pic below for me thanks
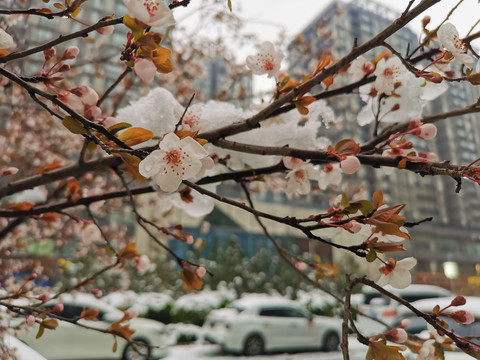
[450,295,467,307]
[61,46,79,60]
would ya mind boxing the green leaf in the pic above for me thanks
[62,116,87,134]
[340,193,349,208]
[354,200,373,216]
[227,0,232,11]
[107,122,131,135]
[433,304,440,314]
[36,325,45,339]
[366,248,377,263]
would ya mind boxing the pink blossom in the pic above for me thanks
[246,41,284,78]
[134,58,157,83]
[124,0,175,28]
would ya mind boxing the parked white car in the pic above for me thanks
[3,334,47,360]
[353,284,453,336]
[202,295,342,356]
[14,293,169,360]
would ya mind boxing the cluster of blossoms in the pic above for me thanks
[122,0,176,83]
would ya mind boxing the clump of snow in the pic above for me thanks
[295,289,338,312]
[172,290,233,313]
[102,291,173,316]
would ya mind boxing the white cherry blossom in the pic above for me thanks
[349,55,374,82]
[0,28,16,50]
[124,0,175,28]
[246,41,284,78]
[318,163,342,190]
[417,339,436,360]
[139,133,212,192]
[374,57,406,95]
[283,157,321,197]
[437,22,474,69]
[377,257,417,289]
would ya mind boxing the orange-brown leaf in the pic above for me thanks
[0,49,9,57]
[322,75,334,86]
[109,324,135,339]
[335,139,360,156]
[10,202,34,211]
[313,55,331,76]
[119,243,138,260]
[115,154,145,182]
[181,267,203,291]
[117,127,154,147]
[80,308,100,321]
[41,318,59,330]
[372,189,383,209]
[38,213,62,223]
[37,161,62,174]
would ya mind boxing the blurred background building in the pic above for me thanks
[286,0,480,292]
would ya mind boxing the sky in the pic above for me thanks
[173,0,480,93]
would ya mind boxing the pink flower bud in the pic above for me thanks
[25,315,36,326]
[62,46,79,60]
[124,308,138,320]
[450,295,467,307]
[52,303,64,312]
[43,47,56,61]
[57,64,71,72]
[385,328,408,343]
[90,289,103,297]
[340,156,361,174]
[195,266,207,278]
[295,261,308,271]
[418,124,437,140]
[0,167,18,176]
[448,310,475,324]
[399,318,411,328]
[26,273,38,281]
[38,293,51,302]
[96,26,114,35]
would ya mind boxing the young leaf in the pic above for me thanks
[227,0,232,11]
[108,122,132,135]
[63,116,87,135]
[117,127,154,147]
